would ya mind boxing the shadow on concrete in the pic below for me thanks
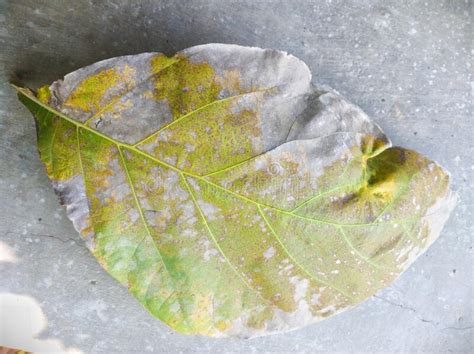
[0,241,80,352]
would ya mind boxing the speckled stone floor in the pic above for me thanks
[0,1,472,352]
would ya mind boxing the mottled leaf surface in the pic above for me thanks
[16,44,456,338]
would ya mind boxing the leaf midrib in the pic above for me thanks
[18,87,429,229]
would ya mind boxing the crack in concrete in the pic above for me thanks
[3,230,86,249]
[373,294,438,326]
[373,296,474,332]
[441,325,474,331]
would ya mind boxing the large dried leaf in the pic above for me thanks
[16,44,456,338]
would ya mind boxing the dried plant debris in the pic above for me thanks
[16,44,456,338]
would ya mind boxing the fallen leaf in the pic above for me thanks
[16,44,456,337]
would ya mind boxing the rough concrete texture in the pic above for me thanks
[0,0,472,352]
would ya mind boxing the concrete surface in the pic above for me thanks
[0,0,472,352]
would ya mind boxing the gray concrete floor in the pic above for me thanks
[0,0,472,352]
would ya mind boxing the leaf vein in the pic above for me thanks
[337,226,381,270]
[133,87,272,147]
[257,205,353,300]
[118,145,190,327]
[83,57,182,126]
[180,173,274,307]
